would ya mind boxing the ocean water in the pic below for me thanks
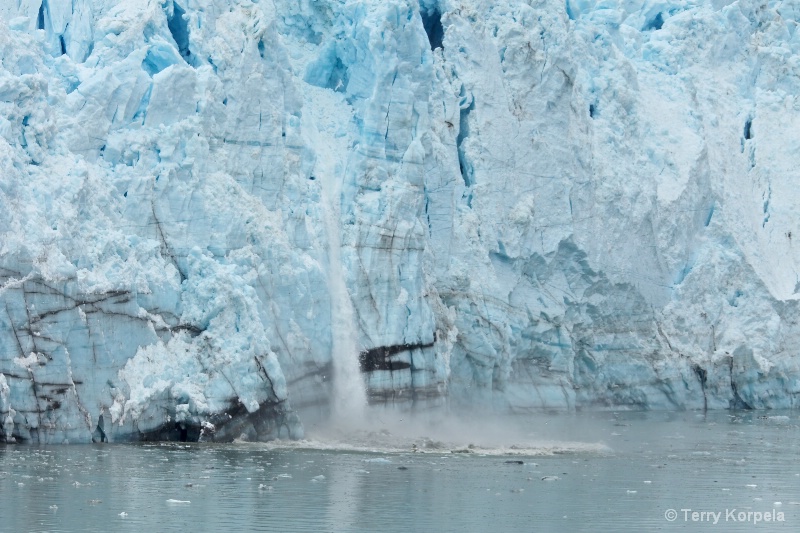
[1,411,798,532]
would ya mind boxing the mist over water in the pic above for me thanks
[296,407,610,456]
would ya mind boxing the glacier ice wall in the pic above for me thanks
[1,0,800,442]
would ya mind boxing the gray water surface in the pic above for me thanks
[1,411,798,532]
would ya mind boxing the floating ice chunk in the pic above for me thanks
[166,499,190,504]
[541,476,559,481]
[119,512,128,517]
[312,475,325,482]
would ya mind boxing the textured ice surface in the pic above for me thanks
[2,0,800,442]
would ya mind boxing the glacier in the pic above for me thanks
[1,0,800,443]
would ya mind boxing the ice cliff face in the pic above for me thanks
[1,0,800,443]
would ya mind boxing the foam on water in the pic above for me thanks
[256,438,610,457]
